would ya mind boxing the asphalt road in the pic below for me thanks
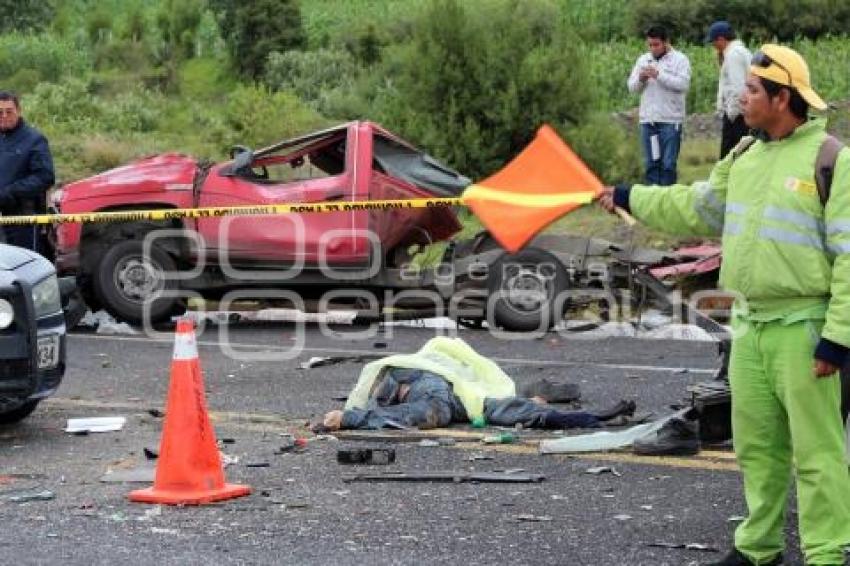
[0,322,806,565]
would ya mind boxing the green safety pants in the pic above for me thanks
[730,318,850,565]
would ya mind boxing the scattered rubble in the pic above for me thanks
[585,466,622,477]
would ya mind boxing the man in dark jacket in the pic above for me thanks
[0,91,55,252]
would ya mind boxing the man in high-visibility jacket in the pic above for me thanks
[600,44,850,565]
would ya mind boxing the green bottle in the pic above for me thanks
[482,432,516,444]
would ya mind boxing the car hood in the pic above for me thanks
[0,243,38,271]
[61,153,198,202]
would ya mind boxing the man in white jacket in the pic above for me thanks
[627,25,691,186]
[707,21,752,158]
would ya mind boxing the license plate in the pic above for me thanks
[37,335,60,370]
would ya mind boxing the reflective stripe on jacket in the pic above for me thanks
[627,118,850,352]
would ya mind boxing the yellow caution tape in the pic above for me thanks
[463,185,597,207]
[0,197,465,226]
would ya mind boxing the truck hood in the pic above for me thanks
[61,153,198,203]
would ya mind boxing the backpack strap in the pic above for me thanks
[731,135,757,161]
[816,134,845,206]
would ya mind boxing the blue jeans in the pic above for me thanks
[640,122,682,186]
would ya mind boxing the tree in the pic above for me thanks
[157,0,204,60]
[0,0,54,34]
[210,0,306,80]
[375,0,593,178]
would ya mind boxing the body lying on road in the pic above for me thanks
[318,367,635,432]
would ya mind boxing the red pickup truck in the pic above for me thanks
[51,122,513,324]
[50,121,695,332]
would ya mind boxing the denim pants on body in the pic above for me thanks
[640,122,682,186]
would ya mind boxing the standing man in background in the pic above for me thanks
[0,91,55,253]
[707,21,752,158]
[627,25,691,186]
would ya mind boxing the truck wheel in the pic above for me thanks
[487,248,569,332]
[0,400,39,424]
[93,240,181,325]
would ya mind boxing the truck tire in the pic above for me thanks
[0,400,39,424]
[93,240,181,325]
[487,248,569,332]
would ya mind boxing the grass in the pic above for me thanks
[542,135,720,249]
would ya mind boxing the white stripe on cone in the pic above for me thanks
[173,330,198,360]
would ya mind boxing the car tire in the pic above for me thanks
[93,240,181,325]
[487,248,569,332]
[0,400,39,424]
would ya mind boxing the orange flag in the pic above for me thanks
[461,124,603,253]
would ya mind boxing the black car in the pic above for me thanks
[0,243,66,424]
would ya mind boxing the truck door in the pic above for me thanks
[196,128,371,266]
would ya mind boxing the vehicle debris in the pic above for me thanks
[467,454,495,462]
[513,514,553,522]
[99,465,156,483]
[539,408,692,454]
[6,489,55,503]
[343,471,545,483]
[585,466,622,477]
[647,542,719,552]
[337,448,396,465]
[65,416,127,434]
[298,355,381,370]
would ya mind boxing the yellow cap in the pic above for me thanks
[750,44,827,111]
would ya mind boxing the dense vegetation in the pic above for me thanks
[4,0,849,191]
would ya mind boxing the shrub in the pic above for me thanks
[217,84,327,148]
[99,91,162,133]
[24,79,101,133]
[178,57,235,101]
[211,0,307,80]
[0,33,91,86]
[264,48,359,114]
[563,114,642,184]
[0,0,55,34]
[373,0,593,178]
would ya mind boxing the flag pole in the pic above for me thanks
[615,206,637,227]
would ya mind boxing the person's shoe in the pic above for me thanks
[633,415,700,456]
[703,547,782,565]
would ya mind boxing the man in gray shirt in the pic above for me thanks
[627,25,691,186]
[707,21,752,158]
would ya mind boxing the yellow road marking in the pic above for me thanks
[44,399,738,472]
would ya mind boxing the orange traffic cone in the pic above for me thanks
[129,319,251,505]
